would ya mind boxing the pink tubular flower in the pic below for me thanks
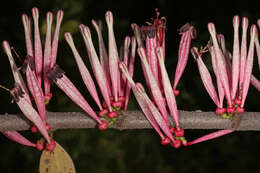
[231,16,240,100]
[120,63,178,144]
[2,131,36,147]
[21,7,64,104]
[241,25,257,107]
[21,14,34,58]
[47,65,104,126]
[11,85,50,143]
[142,25,160,85]
[251,75,260,92]
[23,56,46,122]
[208,41,225,108]
[173,23,196,93]
[106,11,120,102]
[0,84,50,143]
[79,24,113,112]
[135,83,175,142]
[64,32,103,111]
[32,7,43,86]
[120,62,165,140]
[157,47,180,128]
[138,10,173,93]
[137,47,169,126]
[255,30,260,71]
[191,47,220,107]
[92,20,111,90]
[21,14,46,122]
[51,10,64,69]
[239,17,249,94]
[123,36,136,110]
[208,23,232,107]
[2,41,31,104]
[64,11,136,127]
[43,12,53,102]
[2,39,50,146]
[217,34,233,88]
[120,36,131,97]
[188,130,234,146]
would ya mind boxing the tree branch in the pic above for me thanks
[0,111,260,132]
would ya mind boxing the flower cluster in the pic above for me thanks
[2,7,260,151]
[120,10,196,148]
[1,7,64,151]
[192,16,259,127]
[59,11,136,129]
[188,16,260,145]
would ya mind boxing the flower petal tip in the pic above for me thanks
[105,11,113,24]
[233,15,240,27]
[32,7,39,18]
[208,23,216,35]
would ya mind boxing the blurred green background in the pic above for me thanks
[1,0,260,172]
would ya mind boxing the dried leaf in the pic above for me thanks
[39,141,76,173]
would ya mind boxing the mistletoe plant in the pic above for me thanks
[2,5,260,173]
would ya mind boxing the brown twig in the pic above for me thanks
[0,110,260,132]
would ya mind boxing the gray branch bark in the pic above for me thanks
[0,110,260,132]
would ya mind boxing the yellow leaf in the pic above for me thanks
[39,141,76,173]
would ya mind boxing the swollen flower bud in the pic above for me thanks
[161,137,171,146]
[98,121,109,131]
[170,140,181,149]
[45,140,56,151]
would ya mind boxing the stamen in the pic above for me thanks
[178,23,192,34]
[0,84,11,92]
[10,47,23,63]
[10,84,25,102]
[46,64,65,83]
[141,26,156,39]
[131,23,144,48]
